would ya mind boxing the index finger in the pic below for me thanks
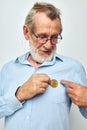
[60,80,79,89]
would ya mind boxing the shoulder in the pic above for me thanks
[55,53,85,71]
[0,60,17,78]
[0,52,29,73]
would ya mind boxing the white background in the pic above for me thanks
[0,0,87,130]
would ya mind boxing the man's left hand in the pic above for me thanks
[60,80,87,108]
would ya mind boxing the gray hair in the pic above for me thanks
[25,2,62,34]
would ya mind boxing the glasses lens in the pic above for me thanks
[32,31,62,44]
[38,37,47,44]
[51,38,58,45]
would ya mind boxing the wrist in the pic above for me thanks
[15,86,24,102]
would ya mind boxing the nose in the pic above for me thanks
[43,39,53,49]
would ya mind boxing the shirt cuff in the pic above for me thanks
[4,94,24,115]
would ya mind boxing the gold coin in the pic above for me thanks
[50,79,58,88]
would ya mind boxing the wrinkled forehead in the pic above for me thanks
[33,12,61,33]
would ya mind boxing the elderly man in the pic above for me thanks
[0,2,87,130]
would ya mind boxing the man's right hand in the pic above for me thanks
[15,73,50,101]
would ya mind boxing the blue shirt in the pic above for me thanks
[0,52,87,130]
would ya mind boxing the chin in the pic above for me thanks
[32,53,54,63]
[29,40,56,63]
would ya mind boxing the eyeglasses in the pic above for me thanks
[32,31,62,45]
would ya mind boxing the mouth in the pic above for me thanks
[39,49,52,56]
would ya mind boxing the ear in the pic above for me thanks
[23,25,30,40]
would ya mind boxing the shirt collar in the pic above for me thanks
[15,52,30,65]
[15,52,63,66]
[54,53,63,62]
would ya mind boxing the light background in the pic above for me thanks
[0,0,87,130]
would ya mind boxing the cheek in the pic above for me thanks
[32,42,43,52]
[53,45,56,49]
[35,44,43,50]
[50,45,56,52]
[30,38,42,49]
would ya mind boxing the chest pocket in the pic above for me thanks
[34,73,70,105]
[40,70,72,104]
[42,81,68,103]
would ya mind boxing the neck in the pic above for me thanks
[27,55,42,68]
